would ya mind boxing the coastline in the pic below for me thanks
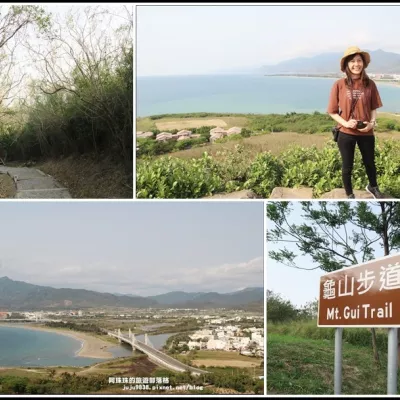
[0,323,115,359]
[265,74,400,88]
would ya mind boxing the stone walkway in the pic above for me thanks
[0,166,71,199]
[270,187,395,199]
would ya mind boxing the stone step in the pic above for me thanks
[15,177,62,191]
[269,187,313,199]
[320,189,373,199]
[203,189,260,199]
[269,187,396,199]
[15,188,71,199]
[0,165,71,198]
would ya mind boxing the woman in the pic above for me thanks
[327,46,384,199]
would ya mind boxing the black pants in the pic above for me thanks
[337,132,378,195]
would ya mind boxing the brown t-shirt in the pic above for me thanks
[327,77,383,135]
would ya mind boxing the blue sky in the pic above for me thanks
[0,201,263,296]
[266,201,394,308]
[137,4,400,76]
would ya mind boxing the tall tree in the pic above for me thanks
[26,5,132,164]
[267,201,400,365]
[0,5,51,108]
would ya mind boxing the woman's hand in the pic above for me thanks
[357,121,374,133]
[344,119,357,129]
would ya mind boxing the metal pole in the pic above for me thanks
[334,328,343,395]
[387,328,398,394]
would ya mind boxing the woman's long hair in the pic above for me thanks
[344,53,370,87]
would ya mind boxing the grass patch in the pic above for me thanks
[267,332,391,395]
[137,112,400,160]
[0,173,16,198]
[145,116,251,131]
[0,369,47,378]
[169,132,330,160]
[37,153,132,198]
[268,320,389,352]
[169,131,399,161]
[136,117,157,132]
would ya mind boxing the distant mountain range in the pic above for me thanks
[259,49,400,75]
[0,277,263,310]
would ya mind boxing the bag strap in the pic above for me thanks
[349,86,360,119]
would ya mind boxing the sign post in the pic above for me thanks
[318,252,400,395]
[388,328,398,394]
[334,328,343,395]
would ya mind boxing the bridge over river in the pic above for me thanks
[107,329,207,376]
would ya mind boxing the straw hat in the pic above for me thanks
[340,46,371,72]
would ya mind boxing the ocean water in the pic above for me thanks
[137,75,400,117]
[0,326,134,367]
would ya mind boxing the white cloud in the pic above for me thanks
[1,256,263,296]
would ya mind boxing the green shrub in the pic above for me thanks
[136,138,400,199]
[136,153,224,198]
[267,291,298,323]
[215,134,243,144]
[240,128,251,138]
[244,152,283,197]
[190,136,208,146]
[174,139,192,151]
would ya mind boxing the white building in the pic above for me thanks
[207,339,226,350]
[156,132,173,141]
[176,130,192,138]
[188,341,201,350]
[227,127,242,136]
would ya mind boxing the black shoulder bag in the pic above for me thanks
[332,86,359,142]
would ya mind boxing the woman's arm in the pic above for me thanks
[357,109,377,132]
[328,113,356,129]
[370,109,377,124]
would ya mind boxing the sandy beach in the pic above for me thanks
[0,323,115,359]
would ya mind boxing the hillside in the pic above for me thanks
[149,287,264,308]
[0,277,263,310]
[260,49,400,74]
[0,277,155,310]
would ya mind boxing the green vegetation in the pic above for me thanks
[206,368,263,394]
[7,46,133,167]
[44,321,103,335]
[137,112,338,158]
[267,291,397,394]
[0,373,108,394]
[267,202,400,364]
[139,111,338,133]
[154,367,263,394]
[0,276,153,310]
[137,139,400,198]
[137,112,400,157]
[137,135,209,157]
[0,355,262,394]
[164,333,192,353]
[0,172,17,198]
[0,6,132,198]
[268,329,395,395]
[269,320,390,353]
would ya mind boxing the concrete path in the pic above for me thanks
[0,166,71,199]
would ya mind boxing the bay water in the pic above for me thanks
[137,75,400,117]
[0,326,173,367]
